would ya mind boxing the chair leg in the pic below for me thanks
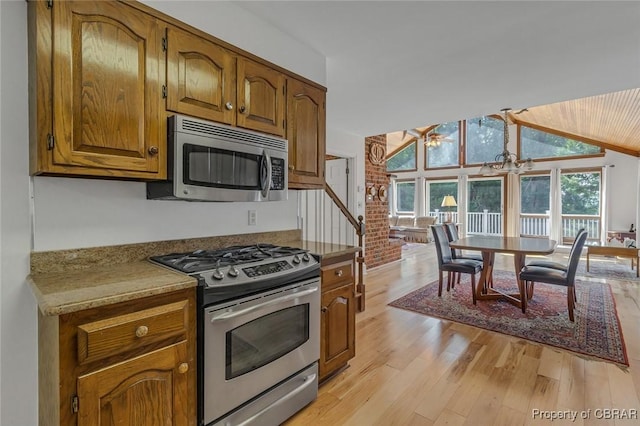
[457,272,461,285]
[568,286,575,322]
[447,272,451,291]
[573,286,577,302]
[451,272,455,289]
[527,281,535,300]
[438,270,443,297]
[471,273,477,305]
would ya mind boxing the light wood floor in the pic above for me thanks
[286,244,640,426]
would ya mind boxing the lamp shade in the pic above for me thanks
[441,195,457,207]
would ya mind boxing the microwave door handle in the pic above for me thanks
[260,150,272,199]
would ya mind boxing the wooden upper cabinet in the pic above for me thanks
[237,58,286,137]
[165,26,236,125]
[35,0,165,178]
[287,78,326,189]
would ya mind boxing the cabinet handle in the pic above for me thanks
[336,269,343,277]
[178,363,189,374]
[288,165,295,171]
[135,325,149,338]
[148,146,159,156]
[239,105,246,114]
[225,102,234,110]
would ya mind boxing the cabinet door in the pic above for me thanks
[287,78,326,189]
[320,284,356,380]
[52,1,164,176]
[166,26,236,125]
[236,58,286,137]
[77,342,190,426]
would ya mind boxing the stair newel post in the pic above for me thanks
[356,215,365,312]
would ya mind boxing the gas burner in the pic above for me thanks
[149,243,309,274]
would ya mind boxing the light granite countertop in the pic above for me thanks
[28,261,197,316]
[28,230,360,316]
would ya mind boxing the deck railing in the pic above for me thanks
[431,211,601,243]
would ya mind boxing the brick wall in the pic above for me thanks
[364,135,402,269]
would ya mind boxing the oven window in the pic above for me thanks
[185,144,261,189]
[226,304,309,380]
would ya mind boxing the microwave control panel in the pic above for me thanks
[271,158,286,190]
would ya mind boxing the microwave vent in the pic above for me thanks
[180,117,287,151]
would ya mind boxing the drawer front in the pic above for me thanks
[77,300,188,364]
[321,260,354,290]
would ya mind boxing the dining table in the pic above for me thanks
[449,235,557,313]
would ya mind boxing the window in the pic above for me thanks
[561,170,601,243]
[520,126,602,160]
[465,116,504,165]
[395,180,415,214]
[386,141,416,172]
[425,122,460,169]
[520,175,551,237]
[426,180,458,223]
[467,178,504,235]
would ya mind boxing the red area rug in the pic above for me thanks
[389,270,628,365]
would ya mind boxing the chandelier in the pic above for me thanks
[478,108,534,175]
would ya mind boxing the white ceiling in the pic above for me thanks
[236,1,640,137]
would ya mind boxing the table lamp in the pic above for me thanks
[441,195,457,223]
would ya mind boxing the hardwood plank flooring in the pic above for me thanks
[285,244,640,426]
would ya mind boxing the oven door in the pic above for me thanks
[203,278,320,425]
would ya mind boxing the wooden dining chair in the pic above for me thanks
[431,224,483,304]
[519,229,588,321]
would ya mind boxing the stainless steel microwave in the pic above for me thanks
[147,115,288,202]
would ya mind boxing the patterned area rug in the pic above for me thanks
[389,270,628,365]
[577,256,639,280]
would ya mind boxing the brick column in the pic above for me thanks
[364,135,401,269]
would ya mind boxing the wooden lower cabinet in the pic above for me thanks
[39,288,196,426]
[319,254,356,381]
[77,342,189,425]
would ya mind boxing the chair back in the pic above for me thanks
[566,228,588,283]
[431,224,453,266]
[444,223,461,258]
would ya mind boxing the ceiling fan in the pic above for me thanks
[402,128,455,147]
[424,131,455,147]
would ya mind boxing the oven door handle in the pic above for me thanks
[235,371,318,426]
[208,286,319,322]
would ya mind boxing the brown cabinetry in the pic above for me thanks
[29,0,166,179]
[165,26,236,126]
[237,58,287,137]
[165,27,286,138]
[319,253,356,381]
[287,78,326,189]
[29,0,323,182]
[39,289,196,426]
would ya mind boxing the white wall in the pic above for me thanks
[1,1,38,425]
[0,1,328,424]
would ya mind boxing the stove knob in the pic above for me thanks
[212,269,224,280]
[292,254,301,264]
[228,266,239,278]
[302,253,310,262]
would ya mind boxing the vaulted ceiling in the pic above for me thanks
[386,88,640,158]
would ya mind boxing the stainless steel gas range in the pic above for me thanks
[150,244,320,426]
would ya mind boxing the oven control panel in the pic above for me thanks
[199,253,319,288]
[243,260,293,277]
